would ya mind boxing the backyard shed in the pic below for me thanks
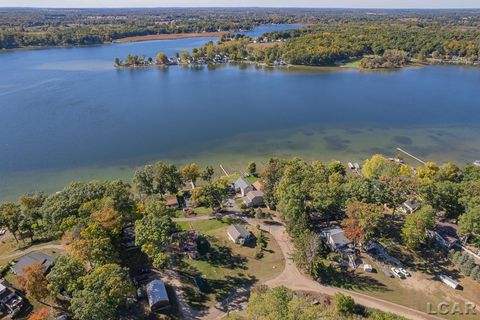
[146,279,170,311]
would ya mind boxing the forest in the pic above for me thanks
[187,20,480,68]
[2,8,480,51]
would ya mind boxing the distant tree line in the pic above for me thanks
[185,21,480,68]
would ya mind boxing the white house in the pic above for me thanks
[234,177,253,196]
[399,199,420,214]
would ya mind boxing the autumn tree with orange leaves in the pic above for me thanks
[28,307,49,320]
[342,201,383,246]
[17,263,50,304]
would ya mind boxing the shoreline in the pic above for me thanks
[113,32,229,43]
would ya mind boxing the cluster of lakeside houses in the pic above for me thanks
[233,177,265,207]
[318,194,472,290]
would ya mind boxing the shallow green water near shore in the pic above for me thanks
[1,26,480,200]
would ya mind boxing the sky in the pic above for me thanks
[1,1,480,9]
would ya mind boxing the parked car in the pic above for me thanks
[382,268,394,278]
[0,228,6,236]
[363,264,374,273]
[398,268,411,277]
[391,267,405,279]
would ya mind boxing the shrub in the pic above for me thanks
[459,256,475,275]
[470,266,480,281]
[0,264,10,278]
[334,293,356,315]
[255,251,264,260]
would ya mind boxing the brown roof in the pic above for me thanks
[252,181,263,191]
[165,195,179,207]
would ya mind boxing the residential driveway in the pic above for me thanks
[0,243,64,261]
[246,218,443,320]
[172,208,443,320]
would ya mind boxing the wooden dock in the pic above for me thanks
[396,148,426,165]
[220,164,229,177]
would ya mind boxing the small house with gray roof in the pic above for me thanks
[13,252,53,277]
[227,225,253,245]
[234,177,253,196]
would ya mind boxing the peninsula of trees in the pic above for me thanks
[171,20,480,69]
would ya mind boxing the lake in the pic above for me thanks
[1,25,480,200]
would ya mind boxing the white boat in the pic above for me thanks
[348,162,355,170]
[354,163,361,170]
[474,160,480,167]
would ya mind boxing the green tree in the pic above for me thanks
[362,154,392,179]
[70,264,134,320]
[144,196,175,217]
[261,157,287,209]
[190,179,229,211]
[135,213,177,269]
[247,285,294,319]
[156,52,169,65]
[181,163,201,184]
[247,161,257,176]
[200,165,215,182]
[133,164,156,196]
[0,202,22,242]
[47,254,86,296]
[154,161,183,195]
[68,222,118,268]
[401,206,435,249]
[458,206,480,244]
[333,293,356,315]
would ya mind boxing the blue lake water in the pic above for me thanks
[1,25,480,200]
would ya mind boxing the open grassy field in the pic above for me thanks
[175,219,284,309]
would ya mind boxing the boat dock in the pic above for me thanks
[396,148,426,165]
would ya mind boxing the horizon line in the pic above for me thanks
[1,6,480,10]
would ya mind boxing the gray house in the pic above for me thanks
[234,177,253,196]
[227,225,253,245]
[321,227,351,251]
[244,190,264,207]
[399,199,420,214]
[13,252,53,277]
[146,280,170,311]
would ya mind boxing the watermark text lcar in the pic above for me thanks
[427,302,477,315]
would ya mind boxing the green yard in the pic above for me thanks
[175,219,284,309]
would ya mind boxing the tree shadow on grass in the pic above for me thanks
[201,238,248,270]
[319,267,390,293]
[174,259,209,310]
[207,273,257,302]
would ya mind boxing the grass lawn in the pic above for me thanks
[175,206,213,218]
[177,219,228,233]
[175,220,284,309]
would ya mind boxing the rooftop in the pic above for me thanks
[227,225,251,241]
[13,252,53,277]
[246,190,264,200]
[234,177,251,190]
[146,279,169,308]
